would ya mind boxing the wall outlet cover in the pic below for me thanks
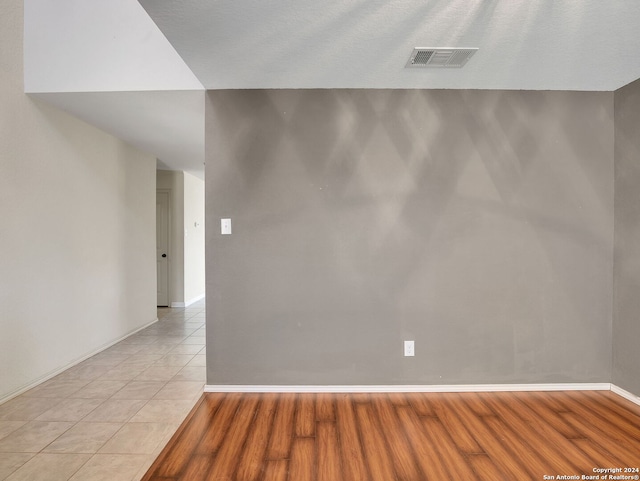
[404,340,415,357]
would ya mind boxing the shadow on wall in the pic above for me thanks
[206,88,613,385]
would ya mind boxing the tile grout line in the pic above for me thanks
[0,301,206,481]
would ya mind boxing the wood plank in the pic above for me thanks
[295,394,315,437]
[561,393,640,443]
[451,394,533,480]
[263,459,288,481]
[405,392,436,416]
[207,395,260,480]
[466,393,496,416]
[355,402,396,481]
[572,438,630,469]
[387,392,409,406]
[594,390,640,417]
[152,394,222,478]
[396,405,449,481]
[560,412,640,464]
[430,393,483,454]
[140,391,640,481]
[529,391,571,413]
[195,392,241,455]
[335,395,368,481]
[572,391,640,439]
[236,393,278,481]
[372,395,421,481]
[421,416,479,480]
[176,454,215,481]
[502,393,593,472]
[482,393,583,474]
[482,416,552,479]
[267,393,296,459]
[349,393,371,404]
[316,393,335,422]
[467,453,510,481]
[317,422,343,481]
[289,437,315,481]
[513,391,582,439]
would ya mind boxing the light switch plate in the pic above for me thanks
[221,218,232,235]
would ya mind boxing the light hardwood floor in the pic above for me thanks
[142,390,640,481]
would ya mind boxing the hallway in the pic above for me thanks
[0,301,205,480]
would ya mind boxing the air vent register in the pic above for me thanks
[405,48,478,68]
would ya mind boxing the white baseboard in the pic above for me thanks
[0,317,159,406]
[204,383,612,393]
[611,384,640,406]
[170,294,205,309]
[185,293,205,307]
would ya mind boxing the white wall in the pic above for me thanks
[183,172,206,304]
[0,0,157,402]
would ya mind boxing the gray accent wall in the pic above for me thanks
[206,89,614,386]
[613,78,640,396]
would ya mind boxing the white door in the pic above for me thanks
[156,191,170,306]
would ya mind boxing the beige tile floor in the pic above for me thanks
[0,301,206,481]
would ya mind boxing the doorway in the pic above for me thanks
[156,190,170,306]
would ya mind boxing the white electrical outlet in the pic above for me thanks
[404,340,415,357]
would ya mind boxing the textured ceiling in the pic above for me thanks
[139,0,640,91]
[23,1,640,179]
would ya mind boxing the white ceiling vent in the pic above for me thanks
[406,48,478,68]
